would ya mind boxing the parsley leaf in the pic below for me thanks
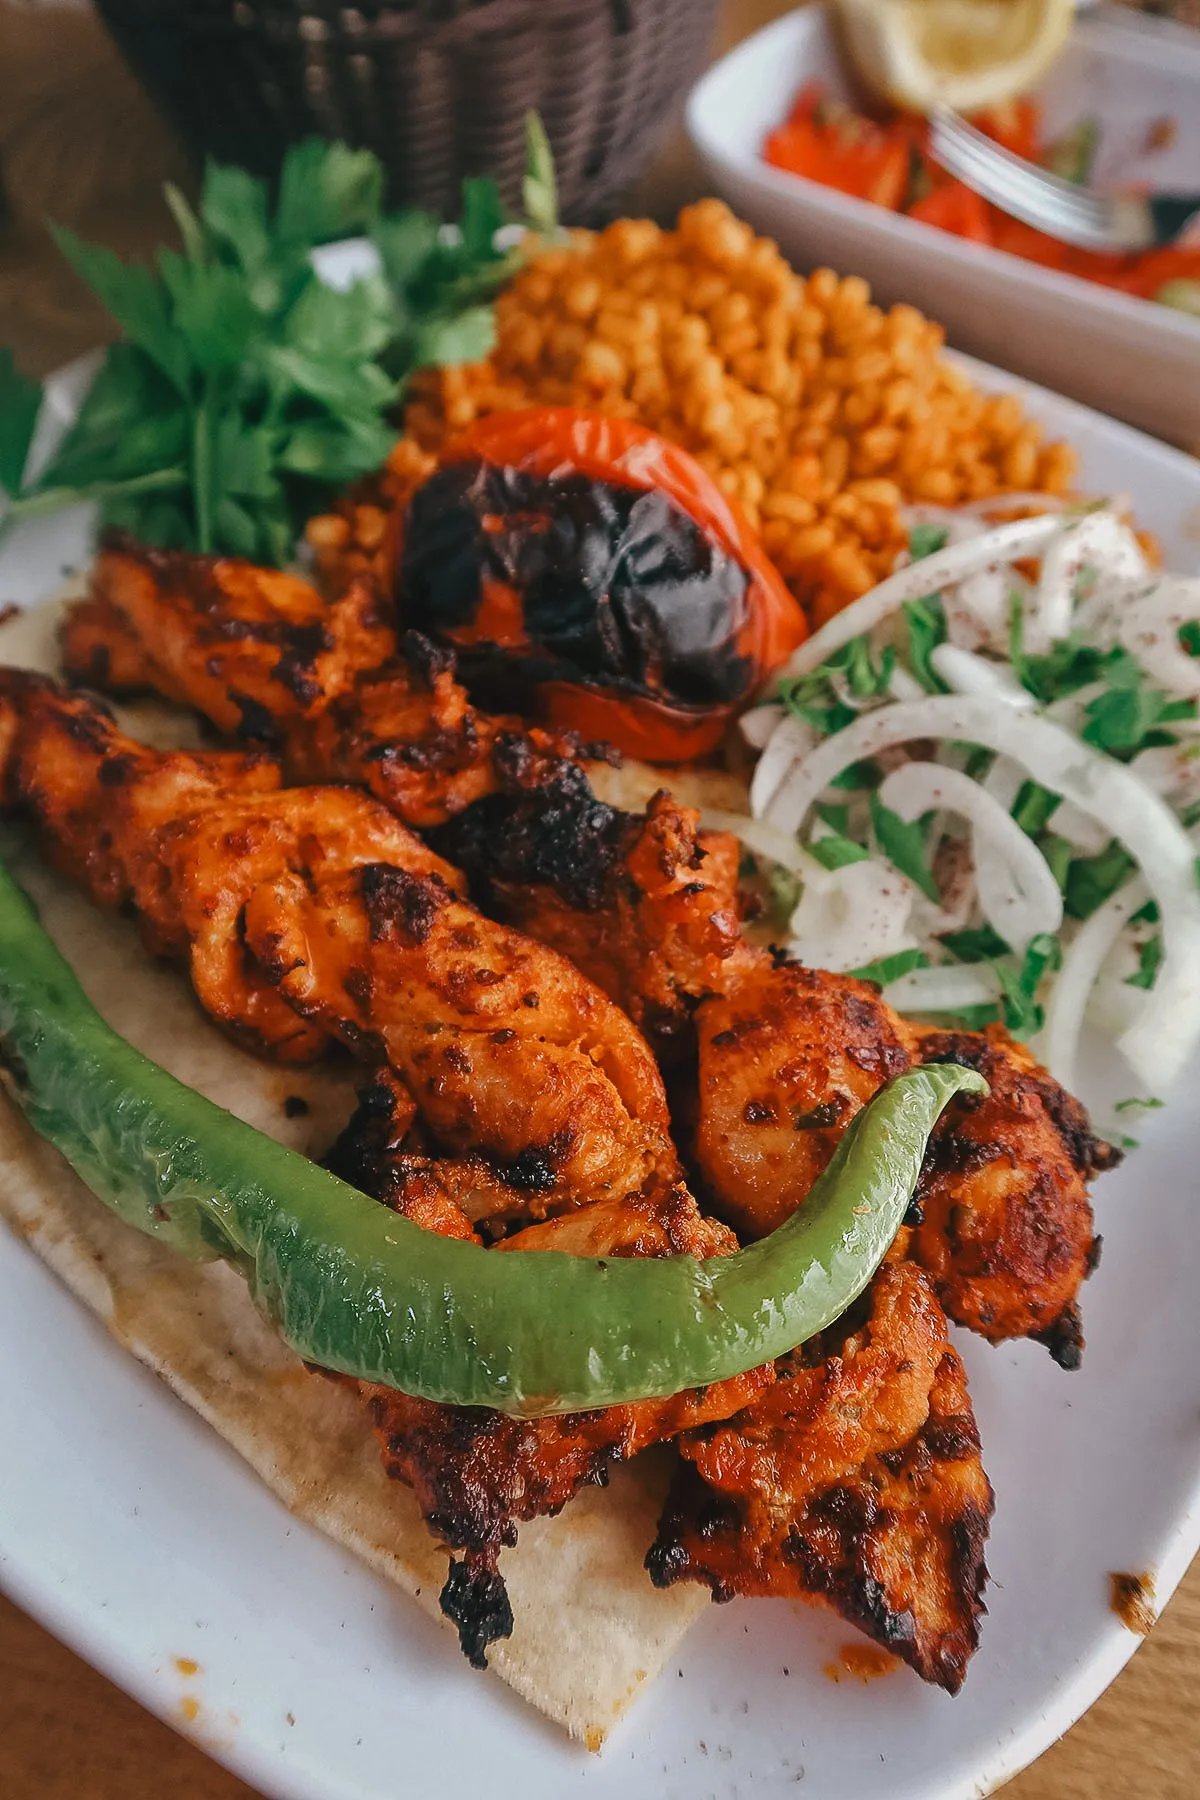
[779,669,858,738]
[808,833,871,872]
[815,802,850,834]
[869,792,939,900]
[273,139,384,248]
[849,948,929,985]
[1011,780,1060,836]
[843,634,895,698]
[902,593,948,693]
[1126,933,1163,991]
[993,931,1061,1037]
[908,522,948,561]
[3,124,560,563]
[932,1003,1003,1031]
[768,865,802,929]
[1082,658,1196,758]
[0,350,43,495]
[1114,1096,1164,1113]
[51,225,192,395]
[1040,833,1074,894]
[1009,598,1108,705]
[1065,842,1136,920]
[942,924,1011,963]
[829,758,880,791]
[522,111,560,240]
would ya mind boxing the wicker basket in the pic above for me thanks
[93,0,722,223]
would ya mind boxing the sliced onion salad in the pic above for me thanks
[728,505,1200,1126]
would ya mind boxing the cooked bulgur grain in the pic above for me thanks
[308,201,1076,624]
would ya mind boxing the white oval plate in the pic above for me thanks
[2,363,1200,1800]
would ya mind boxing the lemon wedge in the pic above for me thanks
[832,0,1075,114]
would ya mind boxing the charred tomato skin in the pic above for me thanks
[394,408,807,761]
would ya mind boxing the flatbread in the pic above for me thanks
[0,604,707,1747]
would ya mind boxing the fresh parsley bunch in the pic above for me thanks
[0,116,558,565]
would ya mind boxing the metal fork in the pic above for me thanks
[927,106,1200,252]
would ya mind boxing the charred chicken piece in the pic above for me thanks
[907,1028,1121,1368]
[242,859,679,1217]
[354,1138,762,1668]
[0,672,322,1060]
[62,537,596,829]
[694,961,913,1241]
[431,758,755,1062]
[1,672,680,1221]
[328,1066,758,1667]
[647,1262,994,1694]
[446,767,1112,1357]
[693,956,1112,1355]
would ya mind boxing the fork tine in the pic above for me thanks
[931,112,1111,221]
[933,112,1113,229]
[926,108,1119,249]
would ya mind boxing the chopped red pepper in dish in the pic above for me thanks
[763,82,1200,312]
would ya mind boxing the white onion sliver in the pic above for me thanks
[1117,575,1200,698]
[929,644,1036,710]
[1084,972,1148,1041]
[972,757,1025,941]
[770,514,1064,691]
[1035,877,1148,1093]
[883,964,1001,1011]
[877,761,1063,952]
[749,711,817,819]
[1027,512,1147,654]
[699,809,808,874]
[757,692,1200,1089]
[944,567,1013,649]
[787,859,917,975]
[952,491,1068,518]
[887,665,926,702]
[739,703,785,749]
[1050,798,1112,855]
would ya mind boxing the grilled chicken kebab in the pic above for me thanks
[0,537,1113,1691]
[63,534,605,831]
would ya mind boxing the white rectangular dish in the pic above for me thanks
[1,359,1200,1800]
[687,4,1200,446]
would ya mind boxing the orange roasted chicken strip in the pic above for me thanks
[647,1261,994,1694]
[693,957,1117,1362]
[338,1072,762,1666]
[242,859,676,1212]
[438,766,1115,1357]
[62,536,597,829]
[431,759,755,1061]
[0,671,678,1215]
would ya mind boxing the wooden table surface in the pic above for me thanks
[1,3,1197,1795]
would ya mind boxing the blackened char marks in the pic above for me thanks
[229,689,282,746]
[271,621,333,705]
[398,459,754,709]
[431,759,629,913]
[1033,1300,1085,1370]
[439,1551,515,1669]
[360,863,447,945]
[647,1267,994,1694]
[910,1026,1109,1353]
[398,628,457,686]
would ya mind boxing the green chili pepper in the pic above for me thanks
[0,857,984,1416]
